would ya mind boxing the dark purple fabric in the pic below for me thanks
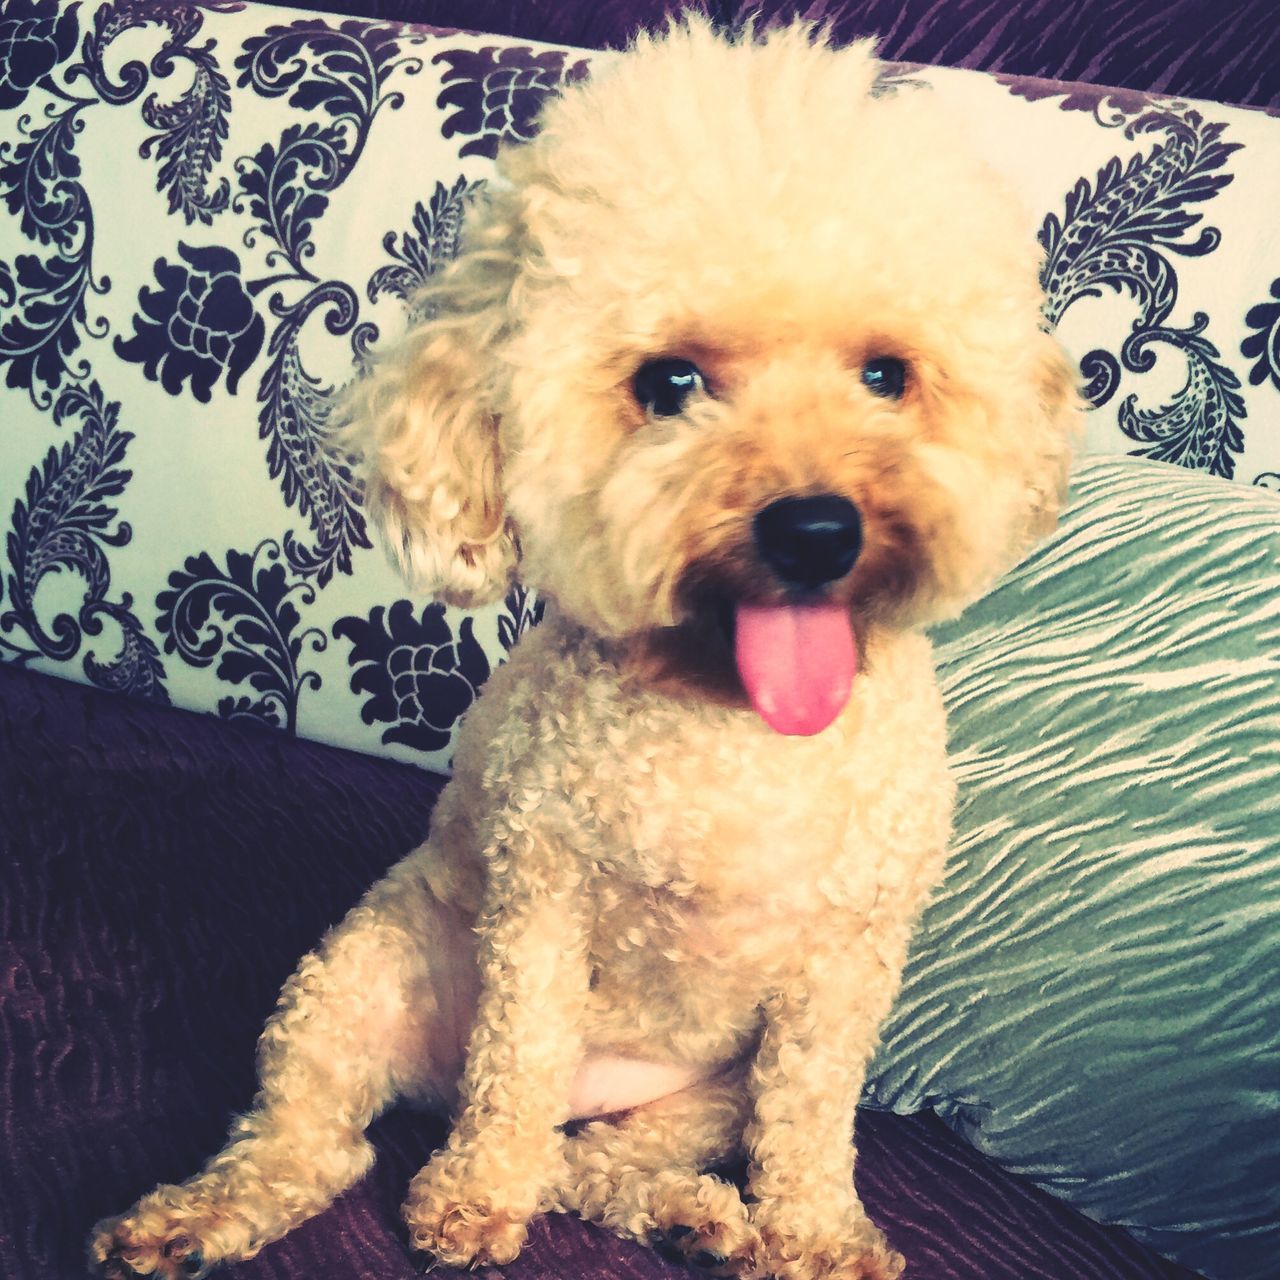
[270,0,712,50]
[0,664,1200,1279]
[270,0,1280,109]
[734,0,1280,110]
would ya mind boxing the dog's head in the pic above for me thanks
[337,18,1082,734]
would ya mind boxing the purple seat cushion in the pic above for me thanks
[0,664,1198,1279]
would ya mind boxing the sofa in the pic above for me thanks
[2,2,1278,1279]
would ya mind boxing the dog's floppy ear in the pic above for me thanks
[333,185,522,606]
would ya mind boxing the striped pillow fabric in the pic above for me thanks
[865,457,1280,1280]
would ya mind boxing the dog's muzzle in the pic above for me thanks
[752,494,862,589]
[729,493,865,738]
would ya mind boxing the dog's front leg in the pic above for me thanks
[744,942,905,1280]
[90,858,479,1280]
[403,835,589,1268]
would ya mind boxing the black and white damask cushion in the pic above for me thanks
[1,0,1278,767]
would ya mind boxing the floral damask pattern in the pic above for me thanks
[116,243,265,399]
[368,175,479,316]
[0,379,168,701]
[157,540,325,732]
[434,44,592,159]
[1023,84,1249,476]
[1243,277,1280,392]
[0,0,79,112]
[0,0,1277,770]
[334,585,543,755]
[335,598,491,753]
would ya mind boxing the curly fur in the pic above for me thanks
[93,17,1080,1280]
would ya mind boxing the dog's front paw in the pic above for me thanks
[749,1205,904,1280]
[645,1172,759,1276]
[89,1205,212,1280]
[402,1153,533,1268]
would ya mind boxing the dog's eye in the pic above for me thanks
[632,357,707,418]
[861,356,907,400]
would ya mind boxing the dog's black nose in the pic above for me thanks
[753,494,862,589]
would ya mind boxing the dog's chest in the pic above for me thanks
[589,723,863,901]
[457,620,953,1061]
[581,880,820,1060]
[468,618,950,891]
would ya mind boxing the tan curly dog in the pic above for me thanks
[93,17,1080,1280]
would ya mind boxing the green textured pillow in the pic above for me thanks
[865,457,1280,1280]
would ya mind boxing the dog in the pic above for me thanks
[92,17,1080,1280]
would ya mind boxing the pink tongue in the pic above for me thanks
[734,602,858,736]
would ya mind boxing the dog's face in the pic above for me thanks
[340,20,1080,733]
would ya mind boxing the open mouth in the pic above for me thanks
[683,591,859,738]
[731,597,858,737]
[668,490,879,736]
